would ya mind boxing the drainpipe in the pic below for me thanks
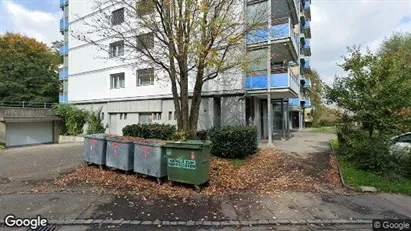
[267,0,273,146]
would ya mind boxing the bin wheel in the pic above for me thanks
[84,161,91,166]
[204,181,210,187]
[156,178,162,185]
[99,165,105,170]
[169,181,175,187]
[194,185,202,193]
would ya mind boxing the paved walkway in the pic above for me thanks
[261,129,336,159]
[0,143,83,194]
[0,192,410,230]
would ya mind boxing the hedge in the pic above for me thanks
[122,123,176,140]
[209,125,258,158]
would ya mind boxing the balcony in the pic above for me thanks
[59,94,68,103]
[302,39,311,56]
[246,67,299,98]
[59,44,68,55]
[60,18,68,33]
[60,0,68,8]
[301,58,310,71]
[246,18,298,63]
[59,69,68,80]
[304,98,311,108]
[303,20,311,39]
[303,79,311,88]
[289,98,300,106]
[304,0,311,20]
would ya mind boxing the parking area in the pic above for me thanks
[0,143,83,194]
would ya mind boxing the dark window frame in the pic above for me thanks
[109,40,125,58]
[136,68,154,86]
[110,72,125,89]
[111,8,125,26]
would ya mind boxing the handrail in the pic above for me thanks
[0,101,55,109]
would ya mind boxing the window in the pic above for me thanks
[137,0,154,16]
[109,41,124,58]
[139,113,152,124]
[137,68,154,86]
[397,134,411,143]
[101,112,104,120]
[111,8,124,25]
[110,73,125,89]
[136,33,154,50]
[153,112,162,120]
[168,111,172,120]
[120,113,123,120]
[124,113,127,120]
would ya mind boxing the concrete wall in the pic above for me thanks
[0,108,57,121]
[221,96,246,126]
[0,122,5,145]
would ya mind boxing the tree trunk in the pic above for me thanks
[188,71,204,135]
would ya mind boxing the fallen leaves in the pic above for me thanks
[34,149,344,197]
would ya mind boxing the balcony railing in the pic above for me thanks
[59,44,68,55]
[304,79,311,88]
[303,39,311,56]
[303,20,311,38]
[59,69,68,80]
[289,98,300,106]
[246,18,295,44]
[60,18,68,32]
[304,98,311,108]
[60,0,68,8]
[246,68,299,94]
[303,59,310,69]
[59,94,68,103]
[304,0,311,19]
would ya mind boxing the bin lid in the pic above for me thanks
[133,141,165,147]
[163,144,203,150]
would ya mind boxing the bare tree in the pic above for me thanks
[73,0,291,135]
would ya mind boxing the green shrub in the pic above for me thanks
[122,123,176,140]
[52,104,88,135]
[86,107,107,135]
[209,125,258,158]
[196,130,209,140]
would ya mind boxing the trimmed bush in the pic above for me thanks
[122,123,176,140]
[209,125,258,158]
[196,130,209,140]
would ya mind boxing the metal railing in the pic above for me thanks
[0,101,55,109]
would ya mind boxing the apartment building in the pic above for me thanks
[58,0,312,141]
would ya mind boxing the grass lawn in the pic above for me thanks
[330,139,411,194]
[0,144,4,150]
[311,126,336,134]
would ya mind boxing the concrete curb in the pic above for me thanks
[0,218,373,227]
[329,140,355,191]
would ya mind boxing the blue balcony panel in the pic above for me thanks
[60,18,68,32]
[59,44,68,55]
[304,0,311,19]
[303,39,311,56]
[289,98,300,106]
[59,69,68,79]
[305,98,312,108]
[246,23,290,43]
[246,73,289,89]
[303,59,310,69]
[303,20,311,39]
[304,79,311,88]
[60,0,68,7]
[59,94,68,103]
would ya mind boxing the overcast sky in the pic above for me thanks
[0,0,410,85]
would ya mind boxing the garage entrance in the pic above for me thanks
[6,122,53,147]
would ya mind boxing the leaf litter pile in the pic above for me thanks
[34,148,343,197]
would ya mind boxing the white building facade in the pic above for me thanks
[58,0,312,140]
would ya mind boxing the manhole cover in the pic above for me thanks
[29,226,57,231]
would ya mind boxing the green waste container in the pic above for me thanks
[164,140,211,192]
